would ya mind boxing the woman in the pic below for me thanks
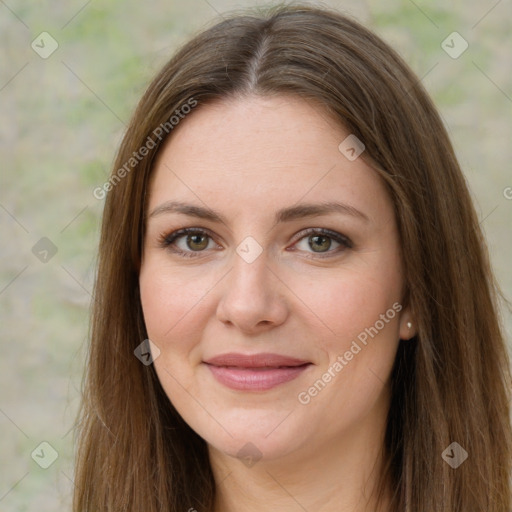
[73,4,512,511]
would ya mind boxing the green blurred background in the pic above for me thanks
[1,0,511,509]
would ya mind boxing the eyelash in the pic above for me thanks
[158,227,353,259]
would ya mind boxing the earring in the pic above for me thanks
[406,321,412,329]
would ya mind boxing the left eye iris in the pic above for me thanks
[308,234,333,253]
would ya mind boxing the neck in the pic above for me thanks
[209,397,392,512]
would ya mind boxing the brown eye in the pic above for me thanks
[308,234,332,253]
[186,233,209,251]
[293,228,352,258]
[160,228,217,257]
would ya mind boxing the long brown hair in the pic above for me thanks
[73,4,512,511]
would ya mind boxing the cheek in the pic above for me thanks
[292,262,402,348]
[290,254,402,407]
[139,263,213,353]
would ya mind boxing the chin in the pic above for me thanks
[189,406,314,463]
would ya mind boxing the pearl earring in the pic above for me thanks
[406,321,412,329]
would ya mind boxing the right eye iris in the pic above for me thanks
[187,233,209,251]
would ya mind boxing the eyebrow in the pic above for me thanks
[148,200,369,226]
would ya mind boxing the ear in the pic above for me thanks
[398,306,416,340]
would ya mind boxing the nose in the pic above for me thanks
[215,248,289,334]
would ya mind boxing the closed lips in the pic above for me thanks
[203,353,313,391]
[203,353,311,368]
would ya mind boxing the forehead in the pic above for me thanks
[153,94,343,175]
[147,94,392,224]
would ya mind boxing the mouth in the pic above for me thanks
[203,353,313,391]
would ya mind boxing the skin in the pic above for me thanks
[139,94,415,511]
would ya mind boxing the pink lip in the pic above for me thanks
[203,353,312,391]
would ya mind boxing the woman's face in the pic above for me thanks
[139,94,412,463]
